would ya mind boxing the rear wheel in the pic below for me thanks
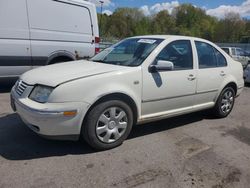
[213,87,235,118]
[82,100,133,150]
[49,57,72,64]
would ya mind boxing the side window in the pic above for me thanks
[195,41,217,69]
[156,40,193,70]
[214,49,227,67]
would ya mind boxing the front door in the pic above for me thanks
[142,40,197,117]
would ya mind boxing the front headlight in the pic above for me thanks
[29,85,53,103]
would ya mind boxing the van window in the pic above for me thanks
[27,0,92,34]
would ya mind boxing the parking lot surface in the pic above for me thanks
[0,84,250,188]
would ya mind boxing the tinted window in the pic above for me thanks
[195,41,217,68]
[215,49,227,67]
[156,40,193,70]
[195,41,227,69]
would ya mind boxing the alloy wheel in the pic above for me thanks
[221,90,234,114]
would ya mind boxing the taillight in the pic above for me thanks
[95,37,100,54]
[95,47,100,54]
[95,37,100,43]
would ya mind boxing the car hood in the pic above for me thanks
[21,60,129,87]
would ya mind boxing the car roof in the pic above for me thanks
[129,35,233,57]
[129,35,213,43]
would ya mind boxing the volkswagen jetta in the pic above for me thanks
[11,35,244,150]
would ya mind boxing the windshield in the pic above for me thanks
[90,38,163,67]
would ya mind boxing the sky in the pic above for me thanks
[88,0,250,18]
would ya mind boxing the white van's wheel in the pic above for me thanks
[49,57,72,64]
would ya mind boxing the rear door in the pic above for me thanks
[194,41,228,105]
[0,0,32,78]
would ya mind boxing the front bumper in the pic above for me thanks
[11,89,90,140]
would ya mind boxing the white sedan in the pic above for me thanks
[11,35,244,150]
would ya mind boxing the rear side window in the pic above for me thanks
[195,41,227,69]
[214,49,227,67]
[156,40,193,70]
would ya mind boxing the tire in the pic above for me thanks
[82,100,133,150]
[213,87,235,118]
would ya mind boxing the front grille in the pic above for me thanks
[15,80,29,96]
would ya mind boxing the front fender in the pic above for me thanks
[48,67,142,117]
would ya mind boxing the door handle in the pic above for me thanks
[220,71,226,76]
[187,74,196,81]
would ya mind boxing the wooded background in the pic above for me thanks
[98,4,250,43]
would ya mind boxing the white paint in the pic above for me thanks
[0,0,99,78]
[12,35,244,139]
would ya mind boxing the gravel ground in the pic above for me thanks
[0,83,250,188]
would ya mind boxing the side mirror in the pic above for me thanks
[149,60,174,73]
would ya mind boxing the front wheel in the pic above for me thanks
[213,87,235,118]
[82,100,133,150]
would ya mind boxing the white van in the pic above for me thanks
[0,0,99,79]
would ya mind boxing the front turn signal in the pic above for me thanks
[63,111,77,117]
